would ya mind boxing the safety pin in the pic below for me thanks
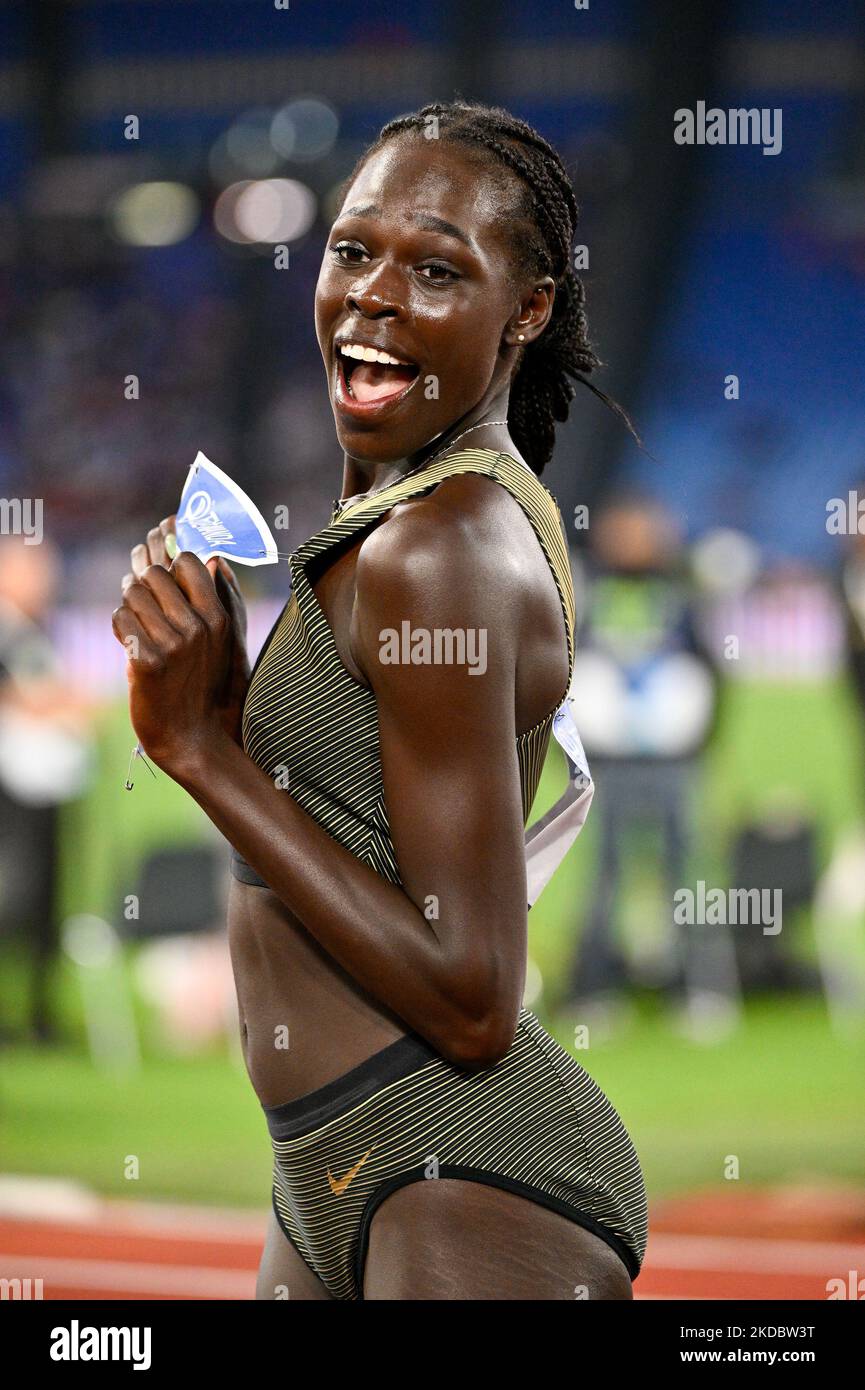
[125,742,157,791]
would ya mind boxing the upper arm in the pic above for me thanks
[352,496,528,1044]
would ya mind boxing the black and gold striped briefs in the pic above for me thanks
[266,1007,648,1300]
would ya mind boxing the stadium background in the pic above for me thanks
[0,0,864,1300]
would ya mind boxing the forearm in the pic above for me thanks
[170,731,477,1053]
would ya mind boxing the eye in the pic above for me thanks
[417,262,459,283]
[331,241,369,265]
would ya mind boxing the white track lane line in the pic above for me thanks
[0,1217,264,1246]
[646,1234,865,1272]
[0,1256,255,1299]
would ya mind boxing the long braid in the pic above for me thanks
[348,100,638,474]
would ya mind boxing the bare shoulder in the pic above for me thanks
[351,467,569,734]
[354,470,545,611]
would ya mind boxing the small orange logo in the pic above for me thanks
[327,1147,376,1196]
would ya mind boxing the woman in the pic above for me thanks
[112,101,648,1301]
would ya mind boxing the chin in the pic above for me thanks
[331,405,443,464]
[332,417,401,461]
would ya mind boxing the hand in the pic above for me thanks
[113,547,250,772]
[123,519,251,748]
[125,515,249,644]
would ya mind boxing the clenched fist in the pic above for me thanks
[112,516,251,770]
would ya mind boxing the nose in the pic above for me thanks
[345,264,407,321]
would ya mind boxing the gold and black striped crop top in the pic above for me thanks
[230,449,575,890]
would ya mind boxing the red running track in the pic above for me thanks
[1,1187,863,1300]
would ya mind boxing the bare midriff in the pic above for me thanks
[227,877,408,1108]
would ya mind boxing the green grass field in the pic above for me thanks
[1,675,863,1209]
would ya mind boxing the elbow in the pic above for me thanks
[428,949,522,1070]
[437,1006,518,1071]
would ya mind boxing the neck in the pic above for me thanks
[340,386,512,501]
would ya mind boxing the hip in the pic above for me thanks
[263,1007,648,1289]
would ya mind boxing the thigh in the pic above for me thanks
[363,1179,634,1301]
[256,1206,334,1301]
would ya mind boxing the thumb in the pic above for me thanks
[217,556,240,592]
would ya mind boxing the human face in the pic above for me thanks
[315,137,521,464]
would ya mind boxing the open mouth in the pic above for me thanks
[337,341,420,406]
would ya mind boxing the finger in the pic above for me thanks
[146,525,169,567]
[160,517,178,561]
[137,563,202,631]
[170,551,226,626]
[131,516,178,580]
[217,556,242,597]
[121,580,183,645]
[130,542,151,579]
[212,562,245,637]
[121,571,135,595]
[111,604,156,664]
[111,603,135,645]
[214,559,240,608]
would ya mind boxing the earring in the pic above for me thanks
[517,333,525,342]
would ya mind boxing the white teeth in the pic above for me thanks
[339,342,411,367]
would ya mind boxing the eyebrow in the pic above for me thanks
[340,204,476,250]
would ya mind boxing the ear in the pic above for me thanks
[503,275,556,348]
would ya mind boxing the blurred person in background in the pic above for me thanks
[564,496,735,1037]
[0,534,95,1042]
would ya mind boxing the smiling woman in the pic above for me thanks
[112,99,647,1302]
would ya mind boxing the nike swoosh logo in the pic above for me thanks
[327,1146,376,1196]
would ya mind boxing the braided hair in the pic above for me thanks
[347,99,636,475]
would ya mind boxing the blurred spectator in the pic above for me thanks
[0,536,96,1041]
[565,496,735,1035]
